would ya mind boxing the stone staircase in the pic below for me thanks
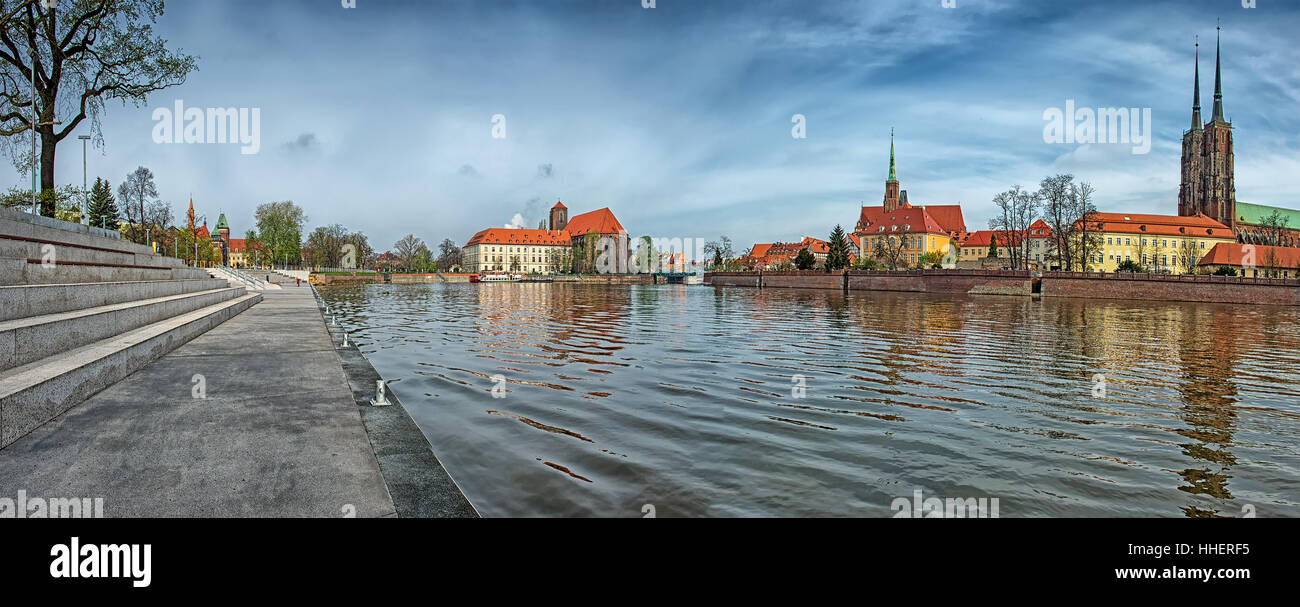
[0,207,261,448]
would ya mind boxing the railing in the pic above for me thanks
[213,265,278,290]
[1043,271,1300,286]
[708,269,1033,278]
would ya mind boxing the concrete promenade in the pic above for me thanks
[0,283,475,517]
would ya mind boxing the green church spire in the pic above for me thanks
[887,128,897,183]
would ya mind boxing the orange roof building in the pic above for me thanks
[463,202,631,274]
[1199,243,1300,278]
[739,237,834,269]
[1080,212,1236,273]
[853,133,965,269]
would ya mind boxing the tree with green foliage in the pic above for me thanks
[1116,258,1146,273]
[254,200,306,266]
[987,233,999,259]
[86,177,120,230]
[1,183,83,223]
[794,247,816,270]
[825,225,851,271]
[919,250,944,268]
[1213,266,1238,276]
[0,1,198,216]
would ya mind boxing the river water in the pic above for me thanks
[318,283,1300,517]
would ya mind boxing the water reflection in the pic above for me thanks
[320,283,1300,517]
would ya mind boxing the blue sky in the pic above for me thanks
[6,0,1299,252]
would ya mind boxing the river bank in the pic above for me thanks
[706,269,1300,306]
[0,284,475,517]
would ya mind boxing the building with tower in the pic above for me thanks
[853,131,967,267]
[1178,26,1300,249]
[462,201,630,274]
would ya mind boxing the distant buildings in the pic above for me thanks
[853,132,966,266]
[1085,213,1237,273]
[739,237,832,270]
[1199,243,1299,278]
[956,220,1056,267]
[186,199,244,267]
[462,201,630,274]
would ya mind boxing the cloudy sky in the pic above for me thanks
[5,0,1299,251]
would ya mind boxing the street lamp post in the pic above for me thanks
[78,135,90,225]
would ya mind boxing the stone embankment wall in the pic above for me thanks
[1041,272,1300,306]
[707,270,1034,296]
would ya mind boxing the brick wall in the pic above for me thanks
[847,272,1031,295]
[1042,273,1300,306]
[705,270,1033,295]
[762,273,843,290]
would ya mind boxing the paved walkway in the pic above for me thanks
[0,285,396,517]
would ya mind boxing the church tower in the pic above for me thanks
[1202,26,1235,228]
[1177,39,1204,218]
[883,129,900,212]
[549,200,568,231]
[1179,26,1235,229]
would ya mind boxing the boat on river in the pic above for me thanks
[471,273,525,283]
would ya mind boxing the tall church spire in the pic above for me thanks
[887,128,897,183]
[882,128,900,212]
[1190,37,1202,131]
[1212,23,1225,122]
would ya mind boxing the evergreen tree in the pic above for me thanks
[794,248,816,270]
[987,234,999,258]
[826,224,851,271]
[86,177,120,231]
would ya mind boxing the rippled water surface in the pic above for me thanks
[319,283,1300,517]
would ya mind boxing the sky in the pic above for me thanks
[5,0,1299,253]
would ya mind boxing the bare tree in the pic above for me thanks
[1040,174,1077,271]
[436,238,462,270]
[0,1,199,214]
[393,234,424,270]
[990,185,1040,270]
[1072,182,1101,271]
[873,234,907,271]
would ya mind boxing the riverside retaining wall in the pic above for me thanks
[1042,272,1300,306]
[706,270,1034,296]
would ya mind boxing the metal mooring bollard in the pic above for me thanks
[341,332,349,348]
[331,315,336,326]
[370,380,393,407]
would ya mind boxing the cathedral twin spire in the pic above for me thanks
[1192,24,1226,128]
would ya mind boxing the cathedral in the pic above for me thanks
[1178,27,1300,247]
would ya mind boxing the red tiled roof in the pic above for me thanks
[196,225,210,239]
[1088,212,1232,238]
[1199,243,1300,269]
[799,236,829,254]
[564,208,626,237]
[466,228,570,246]
[923,204,967,234]
[552,200,567,209]
[855,203,950,236]
[749,243,773,258]
[228,238,246,252]
[959,231,1008,248]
